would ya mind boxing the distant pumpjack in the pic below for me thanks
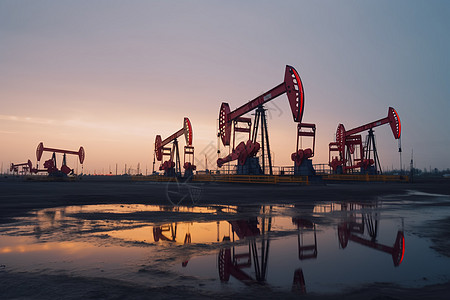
[329,107,401,174]
[10,160,33,175]
[154,117,195,177]
[36,142,85,176]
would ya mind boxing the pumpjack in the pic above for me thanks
[10,160,33,175]
[329,107,401,174]
[36,142,85,176]
[217,65,316,175]
[154,117,196,177]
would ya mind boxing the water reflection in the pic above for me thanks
[291,217,317,294]
[2,200,449,295]
[213,202,406,294]
[337,202,405,267]
[292,217,317,260]
[218,215,271,286]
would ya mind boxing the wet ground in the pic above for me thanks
[0,178,450,299]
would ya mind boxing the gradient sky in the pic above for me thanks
[1,0,449,174]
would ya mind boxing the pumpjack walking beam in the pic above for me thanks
[219,65,304,147]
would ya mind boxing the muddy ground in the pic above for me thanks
[0,177,449,299]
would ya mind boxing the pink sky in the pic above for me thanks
[1,1,449,174]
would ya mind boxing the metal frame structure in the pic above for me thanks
[10,160,33,175]
[291,122,316,175]
[329,107,401,174]
[36,142,85,175]
[154,117,195,177]
[217,65,305,174]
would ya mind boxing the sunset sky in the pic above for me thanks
[1,0,449,174]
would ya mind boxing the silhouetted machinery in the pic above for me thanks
[329,107,401,174]
[291,123,316,176]
[36,142,85,176]
[154,117,196,177]
[10,160,33,175]
[217,65,316,175]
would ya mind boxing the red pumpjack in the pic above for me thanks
[329,107,401,174]
[154,117,195,177]
[36,142,85,176]
[217,65,315,175]
[10,160,33,175]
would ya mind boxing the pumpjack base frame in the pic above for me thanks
[236,157,263,175]
[293,159,316,176]
[164,168,180,178]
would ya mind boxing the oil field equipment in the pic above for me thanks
[217,65,316,175]
[329,107,401,174]
[291,122,316,176]
[36,142,85,176]
[154,117,195,177]
[10,159,33,175]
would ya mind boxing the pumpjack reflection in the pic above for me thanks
[337,202,405,267]
[215,203,405,294]
[153,223,192,267]
[148,203,405,293]
[291,217,318,294]
[153,224,178,242]
[217,207,317,294]
[218,206,272,285]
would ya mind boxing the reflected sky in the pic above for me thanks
[1,195,450,295]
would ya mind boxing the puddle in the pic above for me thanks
[1,196,450,296]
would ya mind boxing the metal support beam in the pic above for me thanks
[251,105,273,175]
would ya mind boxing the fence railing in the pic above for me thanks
[323,174,409,182]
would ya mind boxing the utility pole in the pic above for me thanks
[410,149,414,182]
[398,138,402,175]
